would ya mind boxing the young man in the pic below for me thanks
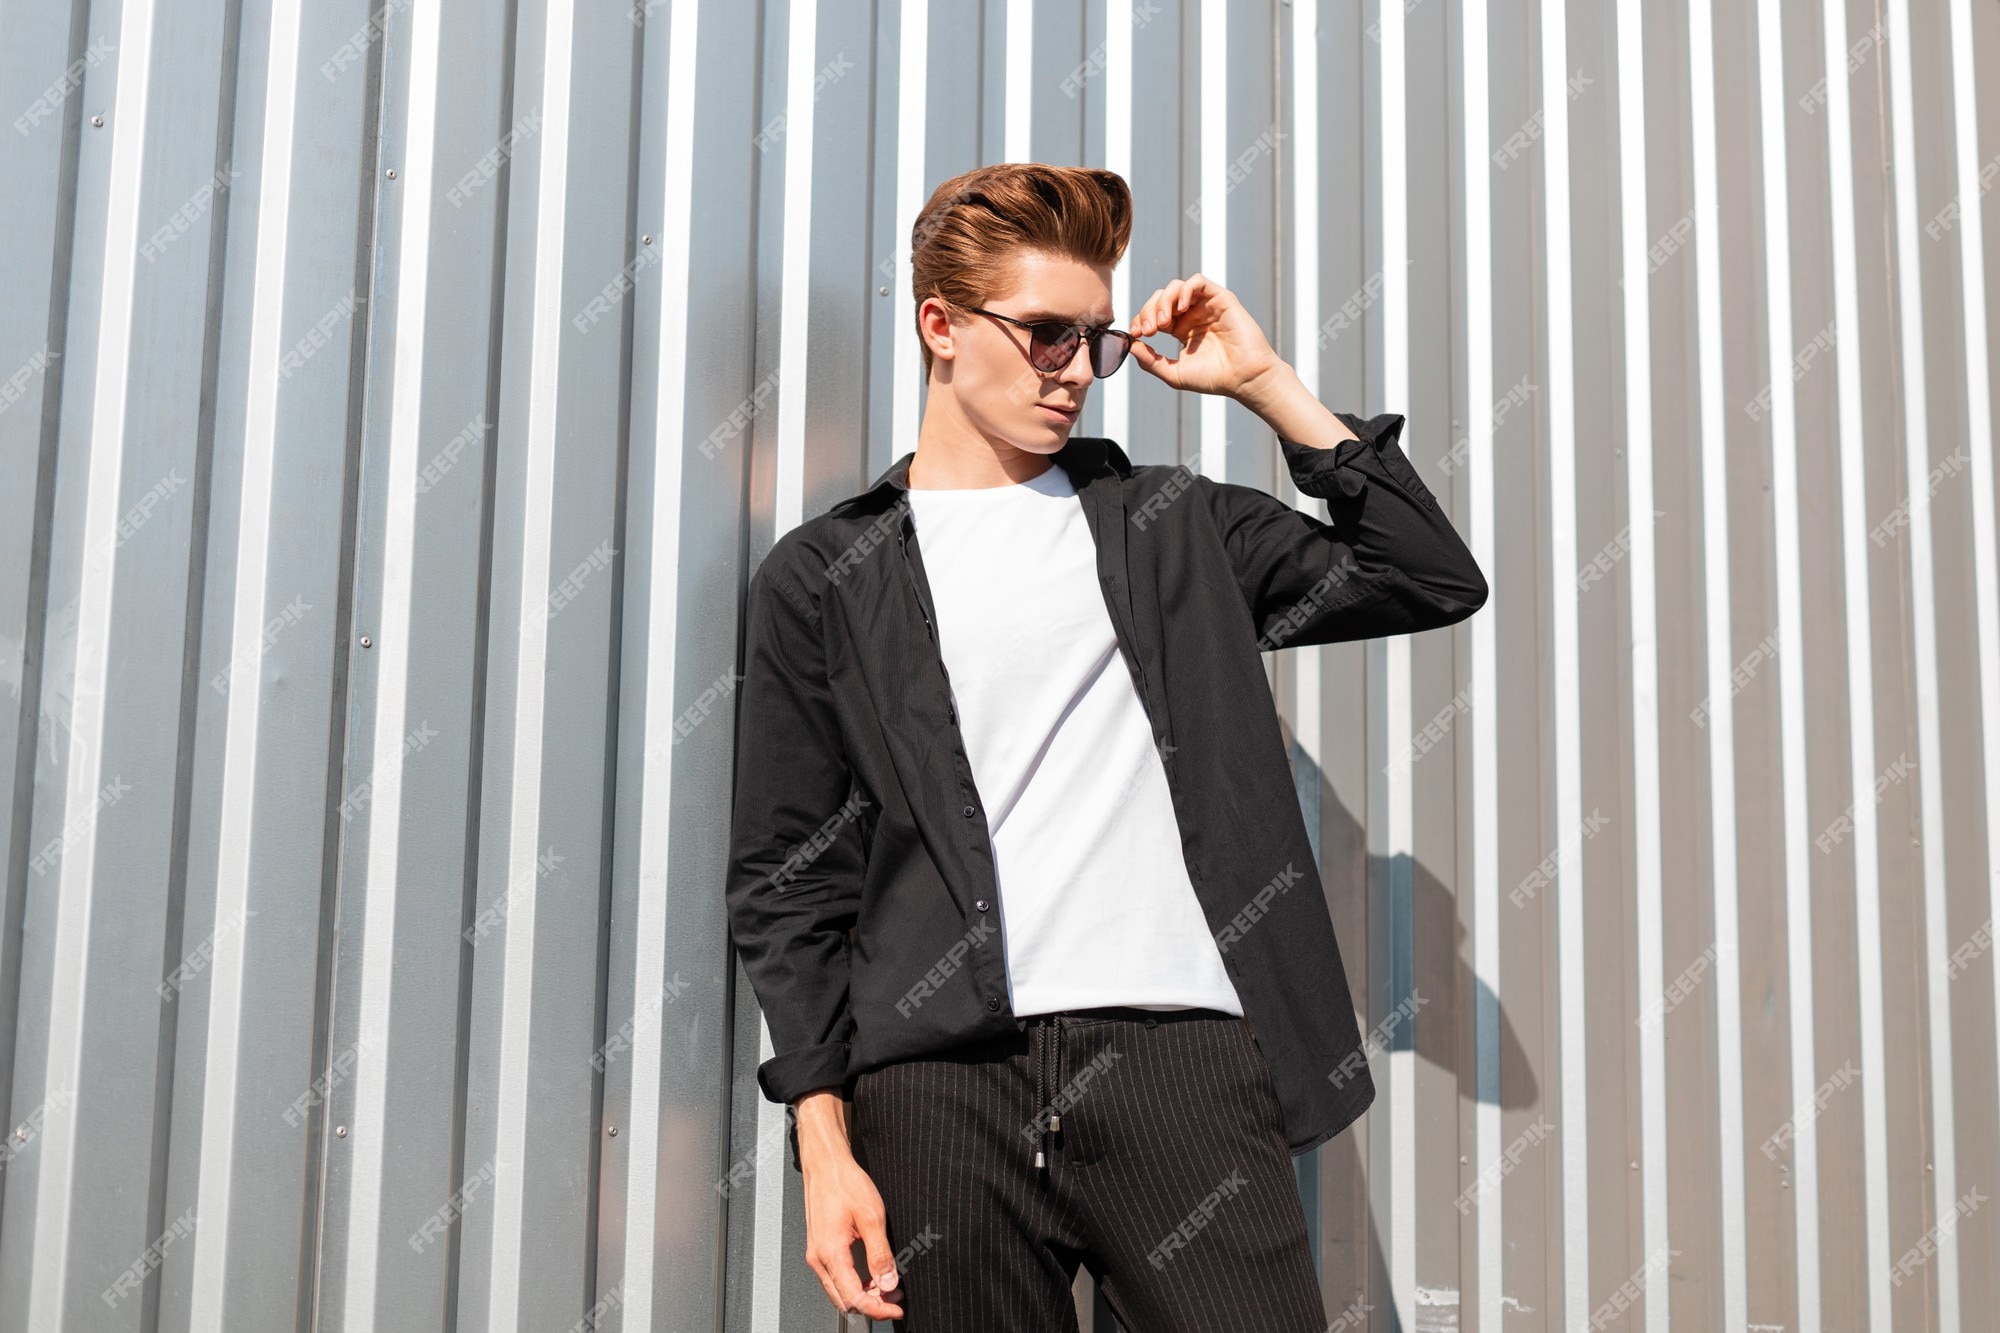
[725,163,1486,1331]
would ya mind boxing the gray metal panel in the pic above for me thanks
[1122,0,1192,470]
[0,21,84,1117]
[0,0,85,1320]
[160,1,382,1329]
[627,0,765,1329]
[1841,0,1941,1323]
[303,0,514,1325]
[8,0,247,1328]
[2,1,1998,1331]
[1640,0,1727,1322]
[1296,3,1377,1308]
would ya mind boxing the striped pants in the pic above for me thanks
[849,1005,1330,1332]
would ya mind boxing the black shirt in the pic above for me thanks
[724,411,1488,1170]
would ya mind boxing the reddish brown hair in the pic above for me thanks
[907,163,1133,378]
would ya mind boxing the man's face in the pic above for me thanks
[930,249,1117,452]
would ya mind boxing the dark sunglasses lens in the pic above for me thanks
[1028,323,1080,373]
[1090,331,1131,377]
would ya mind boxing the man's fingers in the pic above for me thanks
[1142,274,1226,340]
[805,1254,848,1315]
[820,1238,872,1317]
[820,1236,904,1319]
[1130,339,1178,384]
[1139,277,1187,335]
[860,1212,901,1298]
[830,1235,905,1321]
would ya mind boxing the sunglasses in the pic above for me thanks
[963,305,1137,378]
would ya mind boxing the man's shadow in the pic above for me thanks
[1069,716,1541,1333]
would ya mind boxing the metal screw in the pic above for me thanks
[386,168,397,179]
[879,286,890,296]
[91,115,104,127]
[336,1125,348,1138]
[642,235,653,245]
[608,1126,618,1137]
[359,636,372,648]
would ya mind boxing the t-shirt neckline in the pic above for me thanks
[907,462,1071,497]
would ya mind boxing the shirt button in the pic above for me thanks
[962,804,976,818]
[975,899,989,912]
[986,996,1001,1011]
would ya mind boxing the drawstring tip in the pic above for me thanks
[1034,1148,1045,1169]
[1049,1113,1060,1133]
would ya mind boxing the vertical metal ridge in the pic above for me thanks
[1751,2,1821,1325]
[1686,1,1750,1326]
[301,0,396,1323]
[891,1,929,469]
[178,0,264,1326]
[1004,0,1032,164]
[1535,1,1590,1327]
[1816,0,1894,1326]
[1100,0,1134,456]
[584,3,650,1329]
[1459,0,1506,1325]
[0,0,94,1299]
[440,0,522,1319]
[1196,0,1227,487]
[1374,1,1417,1328]
[617,0,704,1324]
[1613,1,1669,1329]
[1886,0,1963,1326]
[28,0,161,1325]
[482,0,578,1323]
[1942,12,2000,1321]
[339,0,446,1316]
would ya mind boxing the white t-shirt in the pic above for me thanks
[905,460,1245,1018]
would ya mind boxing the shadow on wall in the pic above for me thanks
[1283,712,1543,1333]
[1065,715,1542,1332]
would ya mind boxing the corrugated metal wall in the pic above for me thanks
[1,0,1996,1330]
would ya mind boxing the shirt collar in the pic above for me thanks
[827,434,1132,518]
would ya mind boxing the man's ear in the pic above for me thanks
[919,298,958,365]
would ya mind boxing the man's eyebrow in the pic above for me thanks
[1017,308,1117,325]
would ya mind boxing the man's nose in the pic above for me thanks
[1056,338,1095,385]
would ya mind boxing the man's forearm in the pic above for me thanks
[1231,360,1360,452]
[794,1088,854,1173]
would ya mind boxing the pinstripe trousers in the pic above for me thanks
[849,1005,1330,1332]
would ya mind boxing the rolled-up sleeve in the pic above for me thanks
[724,548,866,1118]
[1198,410,1488,648]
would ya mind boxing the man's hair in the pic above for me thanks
[908,163,1133,378]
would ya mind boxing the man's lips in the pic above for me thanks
[1037,402,1078,420]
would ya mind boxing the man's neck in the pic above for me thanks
[910,409,1060,490]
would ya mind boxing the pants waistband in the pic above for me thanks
[1026,1004,1237,1026]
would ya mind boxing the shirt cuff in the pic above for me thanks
[1277,411,1395,501]
[756,1040,854,1107]
[1282,411,1439,510]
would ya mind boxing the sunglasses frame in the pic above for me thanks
[961,304,1137,378]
